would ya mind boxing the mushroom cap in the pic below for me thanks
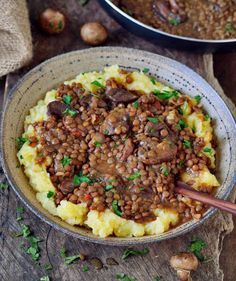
[170,252,199,271]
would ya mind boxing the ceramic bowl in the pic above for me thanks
[1,47,236,246]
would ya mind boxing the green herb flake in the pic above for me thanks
[105,185,113,191]
[176,119,188,130]
[150,78,156,85]
[82,265,89,272]
[112,200,122,217]
[16,224,31,238]
[122,248,149,260]
[183,140,192,148]
[169,17,181,26]
[0,182,9,190]
[16,137,29,149]
[147,117,159,124]
[60,156,71,167]
[178,107,183,115]
[104,129,109,135]
[63,108,78,117]
[153,89,178,100]
[140,187,145,191]
[19,155,24,160]
[40,276,50,281]
[63,95,72,105]
[225,22,236,34]
[91,80,105,88]
[44,263,53,271]
[127,171,141,181]
[154,276,162,281]
[177,160,185,169]
[60,248,81,265]
[187,237,206,261]
[142,67,149,74]
[47,191,55,198]
[133,100,139,109]
[194,95,201,104]
[160,164,169,176]
[94,141,102,148]
[204,114,210,121]
[116,273,136,281]
[203,147,213,156]
[58,20,63,30]
[73,171,91,185]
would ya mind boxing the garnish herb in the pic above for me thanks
[0,182,9,190]
[153,89,178,100]
[58,20,63,30]
[16,206,24,221]
[94,141,102,147]
[176,119,188,130]
[60,156,71,167]
[169,17,181,26]
[178,107,183,115]
[105,185,113,191]
[204,114,210,121]
[203,147,213,156]
[142,68,149,74]
[127,171,141,180]
[140,187,145,191]
[19,155,24,160]
[44,263,53,271]
[63,108,77,117]
[63,95,72,105]
[47,191,55,198]
[73,171,92,185]
[122,248,149,260]
[91,80,105,88]
[160,164,169,176]
[104,129,109,135]
[192,124,196,133]
[150,78,156,85]
[225,22,235,34]
[26,236,41,261]
[112,200,122,217]
[116,273,136,281]
[177,160,185,169]
[16,224,31,238]
[60,248,82,265]
[147,117,159,124]
[194,95,201,104]
[16,137,28,149]
[133,100,139,109]
[183,140,192,148]
[187,237,206,261]
[82,265,89,272]
[154,276,162,281]
[40,276,50,281]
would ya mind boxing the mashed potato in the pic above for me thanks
[17,65,219,238]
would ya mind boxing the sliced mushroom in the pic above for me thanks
[120,138,134,161]
[144,122,177,142]
[47,101,68,117]
[80,94,107,108]
[105,87,138,104]
[59,178,75,194]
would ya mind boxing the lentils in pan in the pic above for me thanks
[32,72,215,224]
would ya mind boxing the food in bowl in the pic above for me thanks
[17,65,219,238]
[113,0,236,40]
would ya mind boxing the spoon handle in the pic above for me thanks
[176,181,236,216]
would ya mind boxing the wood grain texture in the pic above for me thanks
[0,0,235,280]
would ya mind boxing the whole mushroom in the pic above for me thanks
[39,8,66,34]
[80,22,108,46]
[170,252,199,281]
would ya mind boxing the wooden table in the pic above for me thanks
[0,1,236,280]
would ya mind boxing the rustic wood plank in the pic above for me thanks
[0,0,235,281]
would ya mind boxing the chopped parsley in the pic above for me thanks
[203,147,213,156]
[63,108,77,117]
[140,187,145,191]
[82,265,89,272]
[204,114,210,121]
[91,80,105,88]
[105,185,114,191]
[150,78,156,85]
[122,248,149,260]
[16,137,28,149]
[44,263,53,271]
[40,277,50,281]
[153,89,178,100]
[187,237,206,261]
[142,67,149,74]
[60,248,82,265]
[16,206,24,221]
[94,141,102,147]
[154,276,162,281]
[116,273,136,281]
[147,117,159,124]
[73,171,92,185]
[104,129,109,135]
[19,155,24,160]
[178,107,183,115]
[112,200,122,217]
[58,20,63,30]
[169,17,181,26]
[225,22,235,34]
[133,100,139,109]
[160,164,169,176]
[176,119,188,130]
[183,140,192,148]
[0,182,9,190]
[16,224,31,238]
[63,95,72,105]
[177,160,185,169]
[194,95,201,104]
[47,191,55,198]
[60,156,71,167]
[127,171,141,181]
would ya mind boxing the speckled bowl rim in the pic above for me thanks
[1,47,236,246]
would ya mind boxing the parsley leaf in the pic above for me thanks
[142,68,149,74]
[91,80,105,88]
[154,276,162,281]
[16,206,24,221]
[187,238,206,261]
[73,171,92,185]
[150,78,156,85]
[177,160,185,169]
[94,141,102,147]
[44,263,53,271]
[16,224,31,238]
[47,191,55,198]
[82,265,89,272]
[60,156,71,167]
[0,182,9,190]
[60,248,82,265]
[122,248,149,260]
[204,114,210,121]
[58,20,63,30]
[63,95,72,105]
[194,95,201,104]
[40,276,50,281]
[153,89,178,100]
[160,164,169,176]
[112,200,122,217]
[183,140,192,148]
[203,147,213,156]
[16,137,29,149]
[176,119,188,130]
[169,17,181,26]
[133,100,139,109]
[105,184,114,191]
[63,108,77,117]
[127,171,141,181]
[147,117,159,124]
[116,273,136,281]
[225,22,236,34]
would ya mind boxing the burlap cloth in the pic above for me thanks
[0,0,32,77]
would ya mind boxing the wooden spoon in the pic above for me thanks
[175,181,236,216]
